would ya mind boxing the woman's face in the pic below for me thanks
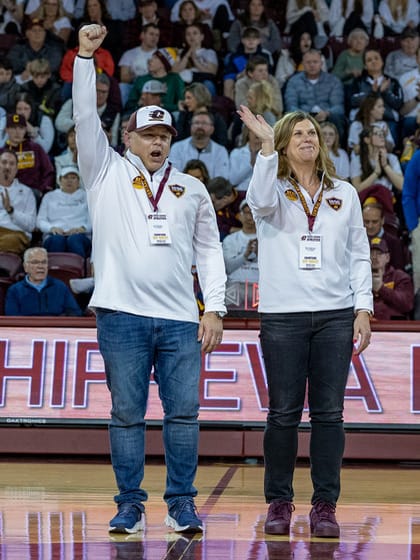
[286,119,320,166]
[184,91,198,111]
[368,127,386,149]
[16,100,32,120]
[185,25,203,47]
[187,168,204,182]
[43,0,59,17]
[180,2,196,24]
[249,0,264,19]
[300,33,312,53]
[370,98,385,121]
[364,51,383,75]
[87,0,101,20]
[246,89,256,108]
[321,125,335,149]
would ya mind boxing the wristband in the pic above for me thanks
[77,54,94,59]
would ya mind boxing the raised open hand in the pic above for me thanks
[237,105,275,145]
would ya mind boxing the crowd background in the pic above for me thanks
[0,0,418,318]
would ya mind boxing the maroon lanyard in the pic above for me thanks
[289,175,323,233]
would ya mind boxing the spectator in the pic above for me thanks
[227,0,282,56]
[36,0,72,44]
[7,17,64,84]
[350,125,403,194]
[0,0,24,34]
[246,80,281,127]
[125,48,184,113]
[36,166,91,258]
[25,0,73,18]
[183,159,210,186]
[122,0,172,51]
[320,121,350,180]
[20,58,62,119]
[402,149,420,296]
[348,92,395,153]
[377,0,419,36]
[171,0,234,38]
[331,28,369,86]
[0,150,36,254]
[0,58,20,113]
[176,83,228,146]
[284,49,346,143]
[1,113,55,197]
[207,176,245,240]
[399,46,420,141]
[223,27,273,100]
[348,48,403,145]
[384,26,419,80]
[56,71,121,147]
[138,79,167,108]
[10,91,55,153]
[118,23,160,105]
[171,0,213,49]
[329,0,374,37]
[222,199,259,300]
[5,246,82,316]
[275,30,329,91]
[169,111,229,179]
[370,237,414,319]
[236,56,282,114]
[172,23,218,96]
[285,0,329,46]
[363,198,409,271]
[229,126,262,191]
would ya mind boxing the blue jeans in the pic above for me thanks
[96,309,202,509]
[44,233,91,258]
[260,308,354,506]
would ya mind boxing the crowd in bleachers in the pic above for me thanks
[0,0,419,318]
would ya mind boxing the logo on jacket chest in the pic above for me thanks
[285,189,298,201]
[326,197,343,211]
[169,184,185,198]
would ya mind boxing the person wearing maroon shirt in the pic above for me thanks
[370,236,414,320]
[1,113,55,199]
[207,176,246,240]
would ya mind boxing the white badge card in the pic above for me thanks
[299,234,322,269]
[147,213,172,245]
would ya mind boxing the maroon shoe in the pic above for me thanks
[309,501,340,538]
[264,501,294,535]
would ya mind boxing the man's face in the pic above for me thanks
[0,67,12,84]
[139,1,157,19]
[242,35,260,53]
[249,63,268,81]
[140,91,161,106]
[128,125,172,173]
[303,52,322,79]
[60,172,80,193]
[96,82,110,107]
[32,71,51,88]
[363,206,384,237]
[0,152,17,185]
[26,24,47,47]
[191,115,214,143]
[141,27,160,49]
[24,250,49,284]
[6,125,27,145]
[401,36,419,56]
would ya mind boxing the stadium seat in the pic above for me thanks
[47,252,86,287]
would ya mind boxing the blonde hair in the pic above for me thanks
[27,58,51,76]
[274,111,336,188]
[388,0,408,20]
[247,80,280,117]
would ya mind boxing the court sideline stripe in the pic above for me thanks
[199,465,239,516]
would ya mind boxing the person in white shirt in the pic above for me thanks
[0,150,36,254]
[229,126,262,191]
[73,23,226,536]
[36,166,91,258]
[320,121,350,180]
[222,199,259,308]
[238,105,372,539]
[399,46,420,140]
[169,111,229,178]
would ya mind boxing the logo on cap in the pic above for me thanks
[148,109,165,122]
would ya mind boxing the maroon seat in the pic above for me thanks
[47,252,85,288]
[0,252,23,280]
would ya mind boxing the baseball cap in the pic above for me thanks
[154,48,177,72]
[126,105,177,136]
[370,236,389,253]
[25,17,45,30]
[6,113,27,128]
[60,166,80,178]
[141,80,167,94]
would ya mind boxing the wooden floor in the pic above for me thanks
[0,458,419,559]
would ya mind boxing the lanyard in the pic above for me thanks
[129,160,172,212]
[289,175,323,233]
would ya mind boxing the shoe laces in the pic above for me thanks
[313,501,336,519]
[174,498,197,517]
[118,503,142,516]
[269,501,295,519]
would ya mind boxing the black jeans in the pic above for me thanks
[260,308,354,506]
